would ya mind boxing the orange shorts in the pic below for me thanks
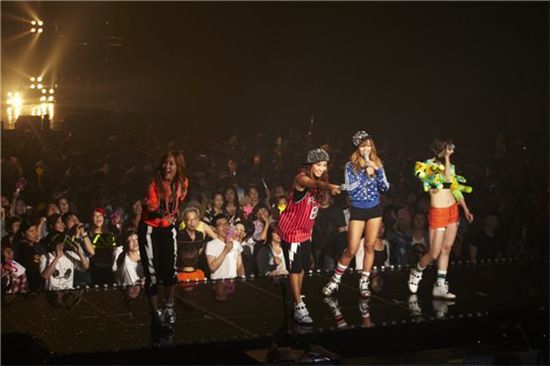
[428,204,459,230]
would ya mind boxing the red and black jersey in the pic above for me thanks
[278,175,320,243]
[142,178,188,228]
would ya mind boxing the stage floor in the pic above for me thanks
[2,257,548,364]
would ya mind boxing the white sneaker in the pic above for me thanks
[432,281,456,300]
[322,278,340,297]
[294,302,313,324]
[408,268,423,293]
[359,276,371,297]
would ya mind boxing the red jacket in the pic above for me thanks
[142,178,188,228]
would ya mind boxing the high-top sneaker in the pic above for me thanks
[294,302,313,324]
[432,281,456,300]
[322,278,340,297]
[359,276,371,297]
[408,268,424,293]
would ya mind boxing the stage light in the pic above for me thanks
[37,83,43,89]
[31,20,44,34]
[40,96,46,102]
[30,84,36,89]
[41,89,47,94]
[48,96,54,102]
[30,77,35,82]
[37,76,43,82]
[49,88,54,94]
[8,92,23,109]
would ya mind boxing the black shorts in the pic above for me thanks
[138,222,178,296]
[281,240,312,274]
[350,205,382,221]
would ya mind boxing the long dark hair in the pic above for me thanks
[296,164,329,201]
[153,149,187,200]
[222,186,241,211]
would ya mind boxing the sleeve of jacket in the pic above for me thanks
[145,182,163,218]
[343,162,363,193]
[375,166,390,192]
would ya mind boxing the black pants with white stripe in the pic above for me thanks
[138,222,177,296]
[281,240,312,274]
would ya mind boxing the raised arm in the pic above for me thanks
[295,174,340,195]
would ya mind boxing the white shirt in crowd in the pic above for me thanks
[112,246,145,286]
[39,251,85,291]
[206,238,243,280]
[268,247,287,274]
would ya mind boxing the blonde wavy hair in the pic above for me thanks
[350,137,383,172]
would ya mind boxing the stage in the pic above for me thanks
[2,257,548,364]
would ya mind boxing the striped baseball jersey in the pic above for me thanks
[278,183,320,243]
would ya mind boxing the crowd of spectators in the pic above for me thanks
[1,123,548,295]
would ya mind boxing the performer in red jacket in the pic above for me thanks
[139,149,188,326]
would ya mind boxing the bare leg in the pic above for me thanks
[418,228,446,268]
[438,224,458,271]
[362,218,383,273]
[290,272,303,304]
[298,272,304,298]
[338,220,366,267]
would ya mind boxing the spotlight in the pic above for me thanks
[41,89,47,94]
[30,84,36,89]
[37,76,43,82]
[8,92,23,108]
[30,77,35,82]
[31,20,44,34]
[37,83,43,89]
[48,96,54,102]
[49,88,54,94]
[40,96,46,102]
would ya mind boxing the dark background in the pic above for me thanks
[2,2,548,151]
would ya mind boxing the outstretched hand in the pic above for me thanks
[330,185,341,196]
